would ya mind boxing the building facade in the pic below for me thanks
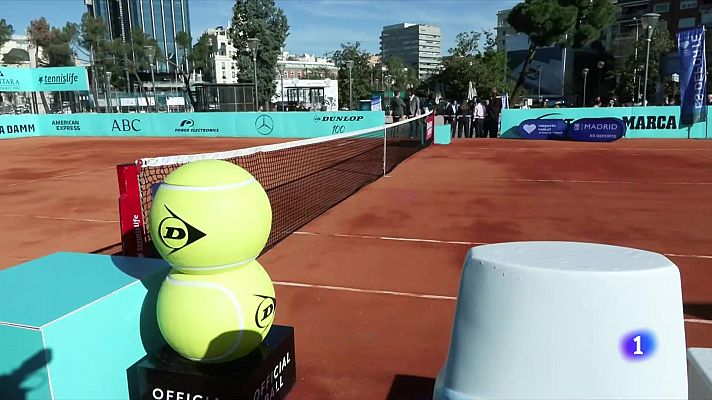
[380,23,441,80]
[204,26,239,84]
[85,0,191,74]
[273,52,339,111]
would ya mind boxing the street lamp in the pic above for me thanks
[582,68,589,107]
[247,38,260,111]
[105,70,113,113]
[536,65,542,102]
[144,45,158,112]
[641,12,660,107]
[346,60,354,110]
[671,73,680,104]
[381,65,386,91]
[597,60,605,99]
[277,63,285,111]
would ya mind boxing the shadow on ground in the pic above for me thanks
[386,374,436,400]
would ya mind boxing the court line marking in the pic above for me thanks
[5,167,115,188]
[272,280,711,325]
[0,214,118,224]
[294,231,712,260]
[457,147,712,152]
[685,319,712,325]
[467,177,712,186]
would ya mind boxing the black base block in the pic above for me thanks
[128,325,296,400]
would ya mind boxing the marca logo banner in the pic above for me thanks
[677,26,707,126]
[0,66,90,92]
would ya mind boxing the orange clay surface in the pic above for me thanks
[1,136,711,399]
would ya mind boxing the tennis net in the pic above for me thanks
[117,111,434,257]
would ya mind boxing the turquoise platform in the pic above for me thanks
[0,252,170,399]
[435,125,451,145]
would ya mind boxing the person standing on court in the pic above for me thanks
[473,98,485,138]
[488,89,502,138]
[446,99,458,138]
[390,91,406,123]
[456,100,470,139]
[406,88,421,138]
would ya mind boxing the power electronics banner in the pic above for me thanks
[0,111,385,140]
[0,66,90,92]
[677,26,707,126]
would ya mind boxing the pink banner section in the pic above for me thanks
[426,113,435,141]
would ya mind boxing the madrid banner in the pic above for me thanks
[677,26,707,126]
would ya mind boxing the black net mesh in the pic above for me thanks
[135,114,431,257]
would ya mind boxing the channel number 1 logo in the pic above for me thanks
[158,206,207,254]
[620,330,656,361]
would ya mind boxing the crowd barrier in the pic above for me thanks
[0,111,386,140]
[501,106,710,139]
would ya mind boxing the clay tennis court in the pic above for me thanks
[1,136,711,399]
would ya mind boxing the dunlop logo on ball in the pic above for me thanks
[158,206,207,253]
[255,294,276,330]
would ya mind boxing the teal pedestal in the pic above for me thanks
[0,252,170,399]
[434,125,451,145]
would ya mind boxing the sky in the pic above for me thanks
[4,0,519,56]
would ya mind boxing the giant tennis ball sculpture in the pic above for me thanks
[155,260,276,363]
[149,159,272,273]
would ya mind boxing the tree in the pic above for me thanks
[175,31,191,72]
[0,19,13,50]
[383,57,418,92]
[614,23,673,105]
[27,18,52,65]
[43,23,78,67]
[507,0,615,103]
[230,0,289,110]
[191,32,213,82]
[332,42,372,110]
[424,29,513,101]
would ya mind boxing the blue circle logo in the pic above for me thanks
[620,330,656,361]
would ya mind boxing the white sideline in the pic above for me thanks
[294,231,712,260]
[272,280,710,325]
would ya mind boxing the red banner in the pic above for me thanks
[426,112,435,141]
[117,163,145,257]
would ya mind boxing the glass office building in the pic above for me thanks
[85,0,191,73]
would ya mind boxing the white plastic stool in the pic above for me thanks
[688,348,712,399]
[434,241,688,399]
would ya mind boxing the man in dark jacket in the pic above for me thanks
[488,90,502,138]
[390,91,406,122]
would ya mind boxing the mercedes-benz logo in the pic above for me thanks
[313,116,321,122]
[255,114,274,135]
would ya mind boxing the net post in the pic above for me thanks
[117,163,145,257]
[383,124,387,176]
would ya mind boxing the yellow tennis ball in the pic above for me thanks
[149,160,272,273]
[156,260,276,363]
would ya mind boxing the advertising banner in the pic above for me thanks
[501,107,708,139]
[517,119,568,139]
[371,95,382,111]
[0,111,386,140]
[0,66,90,92]
[677,26,707,126]
[567,118,626,142]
